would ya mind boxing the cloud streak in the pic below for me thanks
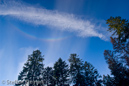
[0,1,106,40]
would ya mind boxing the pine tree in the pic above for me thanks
[104,50,129,85]
[53,58,70,86]
[106,16,129,42]
[68,54,85,86]
[43,67,55,86]
[84,61,102,86]
[103,74,116,86]
[104,16,129,85]
[15,50,44,86]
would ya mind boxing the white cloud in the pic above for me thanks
[0,1,107,40]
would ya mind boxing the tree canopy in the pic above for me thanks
[104,16,129,86]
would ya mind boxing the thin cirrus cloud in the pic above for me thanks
[0,1,106,40]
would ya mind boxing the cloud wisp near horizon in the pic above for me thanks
[0,1,108,40]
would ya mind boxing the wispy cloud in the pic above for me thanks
[0,1,107,40]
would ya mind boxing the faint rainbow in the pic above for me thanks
[14,27,72,42]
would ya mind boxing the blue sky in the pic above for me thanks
[0,0,129,85]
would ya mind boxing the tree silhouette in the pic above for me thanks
[15,50,44,86]
[106,16,129,42]
[84,61,102,86]
[15,51,103,86]
[68,54,85,86]
[43,67,55,86]
[104,16,129,85]
[53,58,70,86]
[103,74,116,86]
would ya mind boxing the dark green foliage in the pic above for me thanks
[15,50,44,86]
[84,61,102,86]
[68,54,85,86]
[43,67,55,86]
[69,54,101,86]
[103,75,116,86]
[15,51,102,86]
[107,17,129,67]
[53,58,70,86]
[104,50,129,85]
[104,17,129,86]
[106,16,129,42]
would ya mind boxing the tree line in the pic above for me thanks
[15,50,102,86]
[15,16,129,86]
